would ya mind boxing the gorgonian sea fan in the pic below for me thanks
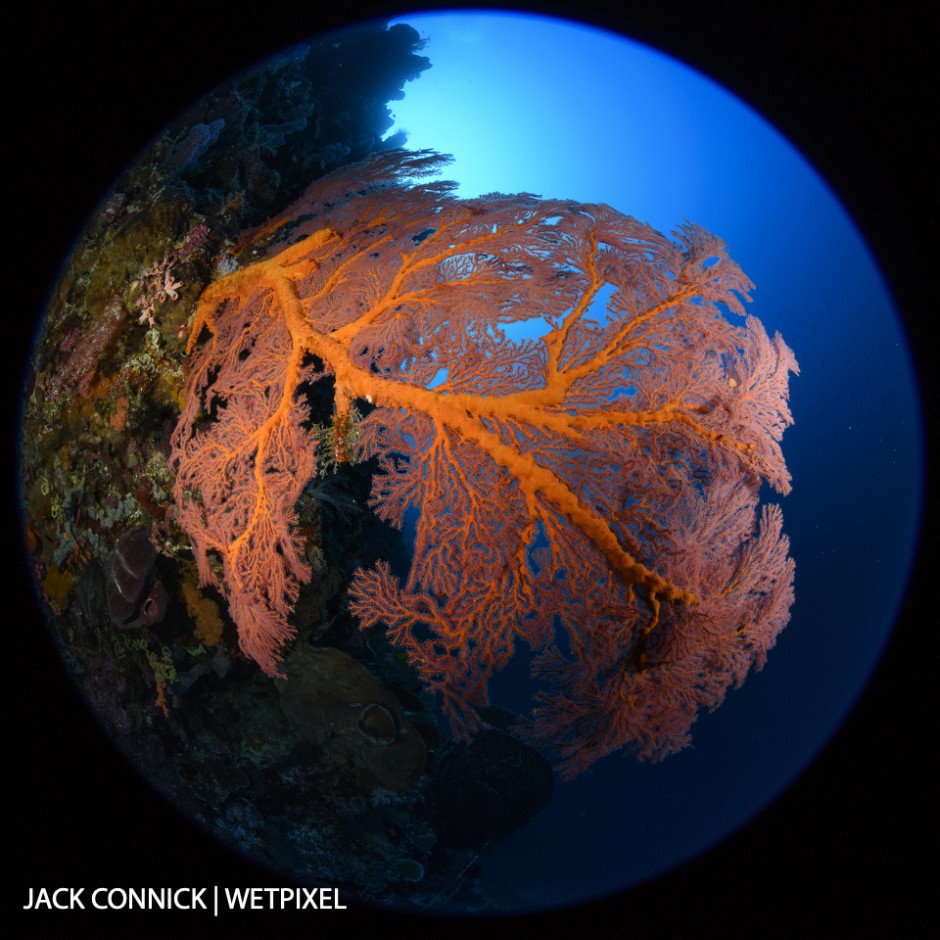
[170,150,797,775]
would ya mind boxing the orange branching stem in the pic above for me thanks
[170,150,798,773]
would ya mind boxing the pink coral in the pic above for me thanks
[52,293,127,399]
[134,255,183,328]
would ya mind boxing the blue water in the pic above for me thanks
[387,11,924,912]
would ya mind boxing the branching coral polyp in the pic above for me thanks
[170,150,798,775]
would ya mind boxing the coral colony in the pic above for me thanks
[170,149,797,778]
